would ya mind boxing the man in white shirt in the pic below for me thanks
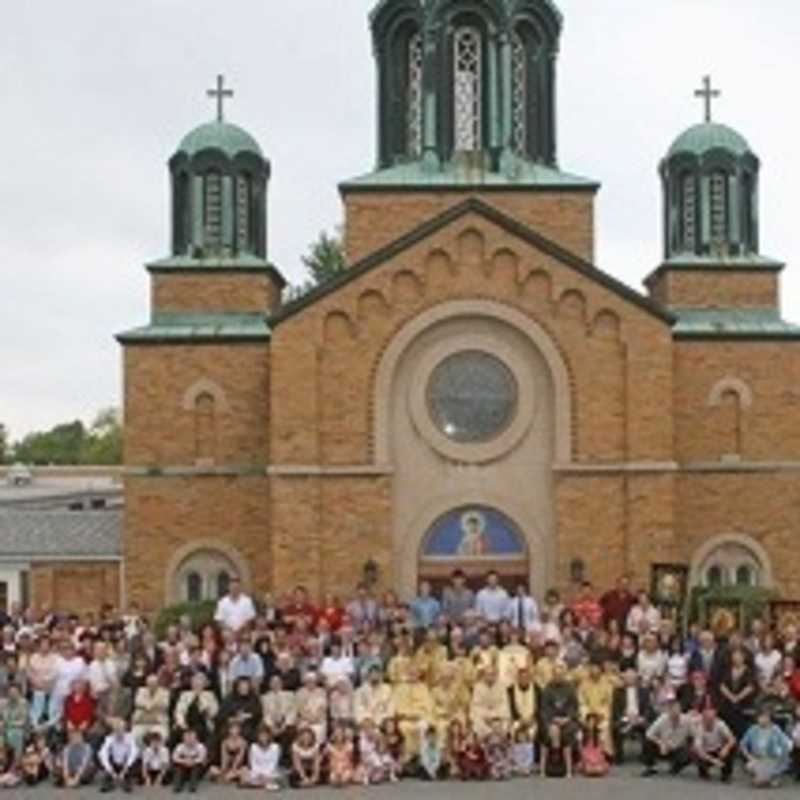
[626,591,662,637]
[475,571,510,624]
[693,706,736,782]
[99,718,139,793]
[214,577,256,633]
[505,583,540,633]
[642,700,693,777]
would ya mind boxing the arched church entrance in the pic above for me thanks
[418,505,529,594]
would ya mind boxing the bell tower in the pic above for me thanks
[371,0,563,171]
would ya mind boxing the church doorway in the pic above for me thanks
[418,506,529,595]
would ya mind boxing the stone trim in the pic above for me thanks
[267,465,394,477]
[689,533,775,589]
[181,378,231,412]
[374,299,573,464]
[707,377,754,409]
[163,539,252,604]
[553,462,679,474]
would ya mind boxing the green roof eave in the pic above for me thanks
[672,307,800,340]
[117,312,271,345]
[339,159,599,193]
[271,197,673,327]
[147,256,287,287]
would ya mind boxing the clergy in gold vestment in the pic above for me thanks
[354,667,395,727]
[413,629,448,687]
[508,667,537,734]
[469,667,511,737]
[577,662,614,753]
[392,666,434,760]
[448,643,477,693]
[498,629,534,688]
[533,641,562,690]
[431,664,469,747]
[387,637,415,685]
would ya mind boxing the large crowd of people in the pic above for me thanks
[0,571,798,792]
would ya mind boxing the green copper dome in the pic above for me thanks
[178,121,263,159]
[667,122,751,159]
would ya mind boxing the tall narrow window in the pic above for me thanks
[710,171,728,246]
[681,173,697,252]
[453,26,482,151]
[510,31,527,156]
[235,174,251,253]
[217,571,231,600]
[186,572,203,603]
[407,32,424,158]
[204,170,223,251]
[195,392,216,462]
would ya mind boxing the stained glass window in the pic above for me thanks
[427,351,517,443]
[407,32,424,158]
[511,31,527,156]
[453,27,482,151]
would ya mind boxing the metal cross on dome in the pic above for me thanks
[694,75,721,123]
[207,74,234,122]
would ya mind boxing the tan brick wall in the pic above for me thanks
[30,562,120,613]
[270,475,392,599]
[124,475,270,612]
[123,343,269,466]
[343,190,596,264]
[648,269,779,309]
[152,274,280,314]
[675,472,800,597]
[674,341,800,462]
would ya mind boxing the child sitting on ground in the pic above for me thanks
[419,726,444,781]
[209,721,247,785]
[580,713,610,777]
[511,725,536,777]
[140,730,170,788]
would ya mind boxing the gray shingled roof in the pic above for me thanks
[0,510,121,559]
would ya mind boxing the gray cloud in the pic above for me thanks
[1,0,799,440]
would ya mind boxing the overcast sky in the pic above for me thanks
[1,0,799,442]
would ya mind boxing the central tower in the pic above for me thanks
[371,0,562,172]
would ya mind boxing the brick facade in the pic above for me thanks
[117,177,800,613]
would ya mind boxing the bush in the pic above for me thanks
[153,600,216,639]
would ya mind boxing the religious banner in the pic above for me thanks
[706,599,743,638]
[650,564,689,606]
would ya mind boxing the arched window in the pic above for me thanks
[742,172,754,252]
[453,26,483,152]
[173,171,190,255]
[710,170,728,246]
[235,174,251,254]
[203,170,223,251]
[681,172,697,252]
[698,541,765,589]
[407,32,424,159]
[194,392,216,462]
[186,572,203,603]
[217,570,231,600]
[510,31,527,156]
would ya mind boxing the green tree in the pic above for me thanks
[81,407,123,465]
[287,229,347,300]
[13,420,87,465]
[0,423,8,464]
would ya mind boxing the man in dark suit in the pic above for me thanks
[612,668,654,764]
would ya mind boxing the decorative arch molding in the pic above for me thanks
[164,538,252,603]
[688,532,775,590]
[397,489,549,600]
[181,378,231,413]
[373,299,573,464]
[707,377,753,409]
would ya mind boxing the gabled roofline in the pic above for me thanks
[271,197,674,326]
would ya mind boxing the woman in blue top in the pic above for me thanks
[740,710,793,788]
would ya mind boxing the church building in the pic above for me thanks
[118,0,800,611]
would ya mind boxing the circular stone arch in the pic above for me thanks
[688,533,775,590]
[373,299,572,464]
[164,539,253,605]
[397,489,550,600]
